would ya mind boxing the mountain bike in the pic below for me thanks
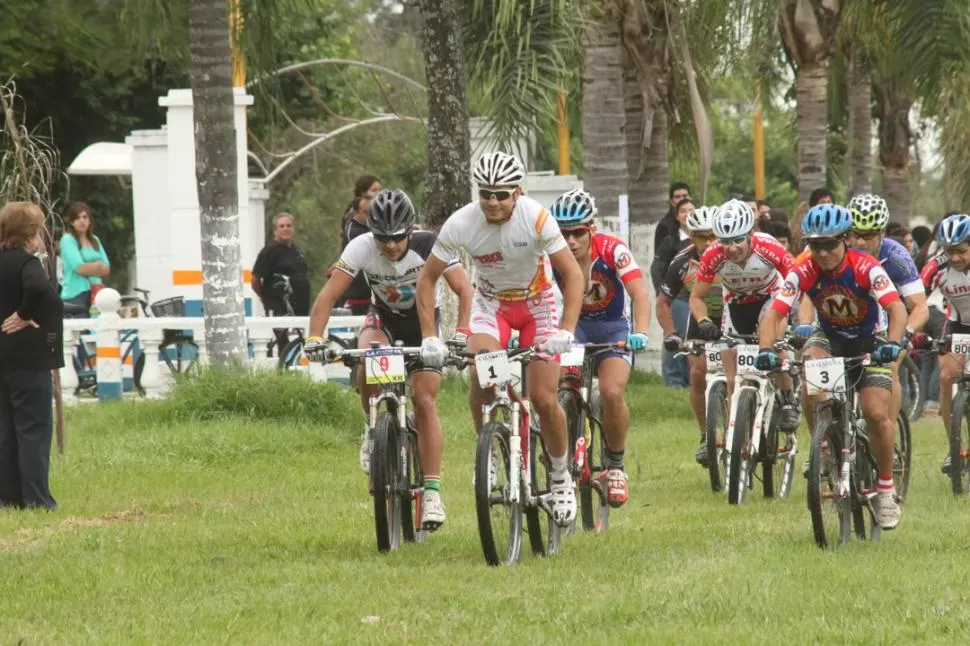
[803,352,895,549]
[723,333,799,505]
[557,342,628,533]
[321,335,428,553]
[677,340,730,493]
[919,334,970,495]
[459,345,561,566]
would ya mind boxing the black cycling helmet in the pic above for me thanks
[367,189,416,236]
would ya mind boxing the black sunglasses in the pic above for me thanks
[807,238,842,252]
[479,189,513,201]
[850,229,881,241]
[374,232,409,244]
[561,227,591,239]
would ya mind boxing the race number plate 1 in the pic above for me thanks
[706,342,727,373]
[559,344,586,368]
[951,333,970,355]
[736,344,761,375]
[365,348,406,385]
[804,357,847,396]
[475,351,515,387]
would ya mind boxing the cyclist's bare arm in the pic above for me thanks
[689,280,711,323]
[904,291,929,333]
[548,247,584,333]
[416,255,448,337]
[656,292,676,337]
[885,298,907,344]
[624,275,652,334]
[442,264,474,330]
[307,271,353,338]
[758,307,786,349]
[797,293,816,325]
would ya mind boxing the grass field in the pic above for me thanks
[1,370,969,645]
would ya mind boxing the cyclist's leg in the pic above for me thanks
[720,304,739,408]
[410,367,446,529]
[467,291,508,435]
[356,311,391,415]
[857,366,900,528]
[688,354,708,435]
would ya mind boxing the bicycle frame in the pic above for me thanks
[482,371,534,508]
[723,369,778,494]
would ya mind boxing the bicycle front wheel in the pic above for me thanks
[894,409,912,502]
[705,380,728,493]
[728,390,757,505]
[371,412,404,553]
[948,389,970,495]
[901,355,924,422]
[807,405,850,549]
[278,338,305,370]
[475,421,521,566]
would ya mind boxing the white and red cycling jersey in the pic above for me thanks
[696,232,794,304]
[921,252,970,323]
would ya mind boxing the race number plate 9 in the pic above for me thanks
[706,342,727,373]
[560,344,586,368]
[804,357,846,396]
[365,348,406,385]
[951,334,970,355]
[736,344,761,375]
[475,350,515,387]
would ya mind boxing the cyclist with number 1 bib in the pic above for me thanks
[759,204,906,530]
[303,189,474,531]
[688,199,799,431]
[549,188,652,508]
[415,151,585,527]
[920,213,970,475]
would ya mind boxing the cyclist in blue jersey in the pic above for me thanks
[845,193,928,425]
[550,188,652,508]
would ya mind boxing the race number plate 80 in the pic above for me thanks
[706,342,727,373]
[952,334,970,355]
[736,344,761,375]
[475,351,515,387]
[804,357,846,396]
[365,348,406,385]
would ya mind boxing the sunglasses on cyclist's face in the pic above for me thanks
[850,229,880,241]
[374,232,409,244]
[479,188,514,202]
[807,238,842,253]
[718,235,748,247]
[561,227,591,240]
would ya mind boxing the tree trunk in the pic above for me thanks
[582,17,626,233]
[846,55,872,196]
[795,60,829,202]
[875,83,915,224]
[188,0,247,365]
[418,0,471,230]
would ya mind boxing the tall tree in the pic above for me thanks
[418,0,471,228]
[844,48,872,196]
[188,0,247,364]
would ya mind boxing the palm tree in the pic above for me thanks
[188,0,247,364]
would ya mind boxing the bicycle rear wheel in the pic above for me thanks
[371,412,403,553]
[894,409,912,502]
[728,390,757,505]
[850,436,881,542]
[705,380,728,493]
[762,395,795,499]
[948,389,970,495]
[475,421,521,566]
[527,426,555,556]
[278,338,305,370]
[900,355,924,422]
[558,387,591,532]
[589,388,610,532]
[403,423,421,542]
[807,404,850,549]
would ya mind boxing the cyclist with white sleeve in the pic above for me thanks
[415,152,585,527]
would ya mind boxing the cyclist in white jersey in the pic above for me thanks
[304,190,474,531]
[919,213,970,474]
[415,151,585,527]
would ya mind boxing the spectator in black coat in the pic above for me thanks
[0,202,63,510]
[651,182,691,292]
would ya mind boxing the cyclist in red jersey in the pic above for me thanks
[688,199,799,431]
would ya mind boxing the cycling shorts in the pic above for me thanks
[471,288,559,350]
[360,307,440,374]
[803,329,892,391]
[576,318,631,368]
[721,297,771,337]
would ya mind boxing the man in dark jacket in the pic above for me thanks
[651,182,691,293]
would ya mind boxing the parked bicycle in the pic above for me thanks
[457,345,562,566]
[678,339,730,493]
[557,342,628,533]
[119,288,200,388]
[722,333,799,505]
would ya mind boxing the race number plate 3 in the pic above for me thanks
[706,342,727,373]
[736,344,761,375]
[951,333,970,355]
[475,351,515,387]
[559,344,586,368]
[804,357,846,396]
[365,348,406,385]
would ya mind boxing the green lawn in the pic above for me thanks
[2,371,969,644]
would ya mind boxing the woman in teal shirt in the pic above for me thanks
[59,202,110,318]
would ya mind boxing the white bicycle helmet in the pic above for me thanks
[713,199,755,239]
[686,205,717,233]
[847,193,890,232]
[473,151,525,187]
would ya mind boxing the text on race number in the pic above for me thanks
[706,342,727,372]
[475,350,515,387]
[952,333,970,355]
[365,348,406,385]
[736,345,761,374]
[804,357,847,396]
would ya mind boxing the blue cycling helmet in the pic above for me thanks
[937,213,970,245]
[801,204,852,239]
[551,188,597,226]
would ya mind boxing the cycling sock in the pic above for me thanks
[424,476,440,492]
[550,453,569,475]
[877,476,894,491]
[607,450,624,470]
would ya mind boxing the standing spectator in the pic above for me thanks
[809,187,834,206]
[911,225,932,260]
[885,221,908,247]
[59,202,110,318]
[766,221,793,252]
[253,213,311,354]
[651,182,691,291]
[0,202,62,510]
[651,197,695,388]
[337,175,382,314]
